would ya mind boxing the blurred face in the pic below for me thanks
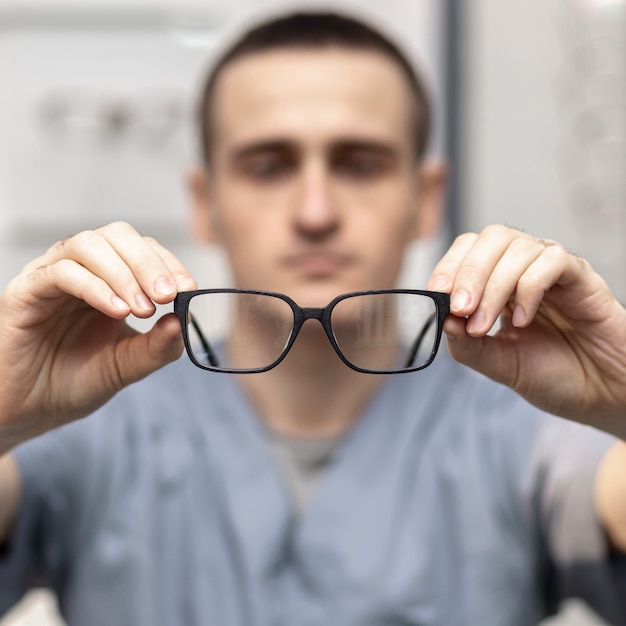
[192,47,441,308]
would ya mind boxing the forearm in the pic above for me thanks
[0,454,21,546]
[594,441,626,552]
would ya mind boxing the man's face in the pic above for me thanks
[193,47,439,308]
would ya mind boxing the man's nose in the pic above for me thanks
[292,165,339,237]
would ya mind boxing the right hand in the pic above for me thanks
[0,222,197,452]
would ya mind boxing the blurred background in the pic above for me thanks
[0,0,624,624]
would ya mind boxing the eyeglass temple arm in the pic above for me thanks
[190,315,220,368]
[403,313,437,368]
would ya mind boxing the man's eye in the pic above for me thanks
[335,156,388,179]
[242,157,292,181]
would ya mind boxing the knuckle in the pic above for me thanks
[542,242,568,263]
[45,237,70,256]
[509,236,538,255]
[26,264,48,281]
[71,229,99,247]
[457,263,484,283]
[517,271,543,293]
[32,258,81,286]
[143,236,161,248]
[481,224,515,240]
[484,275,507,294]
[102,221,136,237]
[453,232,477,247]
[53,258,79,275]
[20,254,47,277]
[573,254,589,271]
[52,238,67,252]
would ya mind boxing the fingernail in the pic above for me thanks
[135,292,154,311]
[174,274,197,291]
[512,304,526,327]
[154,277,176,296]
[467,308,486,334]
[451,289,471,312]
[111,295,129,311]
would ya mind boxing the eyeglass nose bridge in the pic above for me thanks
[300,307,325,321]
[293,305,335,338]
[287,304,347,365]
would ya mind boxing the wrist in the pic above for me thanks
[0,421,44,456]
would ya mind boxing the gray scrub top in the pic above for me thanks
[1,352,625,625]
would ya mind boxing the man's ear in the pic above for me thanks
[410,160,447,241]
[186,167,220,244]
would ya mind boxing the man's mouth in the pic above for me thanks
[281,251,355,277]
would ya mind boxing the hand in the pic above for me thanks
[428,225,626,436]
[0,222,197,452]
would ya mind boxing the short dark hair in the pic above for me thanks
[197,11,432,165]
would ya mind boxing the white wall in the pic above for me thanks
[463,0,626,298]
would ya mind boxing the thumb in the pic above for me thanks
[443,315,519,388]
[118,313,184,386]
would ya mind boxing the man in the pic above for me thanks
[1,11,626,625]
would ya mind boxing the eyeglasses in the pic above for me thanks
[174,289,450,374]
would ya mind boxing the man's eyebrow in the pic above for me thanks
[230,141,295,161]
[229,138,400,161]
[331,140,399,158]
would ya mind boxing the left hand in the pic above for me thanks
[427,225,626,436]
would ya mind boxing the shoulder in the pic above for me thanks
[423,350,617,498]
[391,350,609,485]
[10,358,242,536]
[11,358,234,493]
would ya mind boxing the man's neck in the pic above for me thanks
[237,338,386,439]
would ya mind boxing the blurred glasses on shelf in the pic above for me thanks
[37,86,185,152]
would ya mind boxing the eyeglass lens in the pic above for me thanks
[185,291,439,373]
[331,292,438,372]
[187,292,295,371]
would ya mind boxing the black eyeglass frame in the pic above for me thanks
[174,288,450,375]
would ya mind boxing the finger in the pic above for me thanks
[442,315,519,388]
[445,226,532,317]
[143,237,197,293]
[98,222,182,307]
[465,236,547,336]
[427,232,478,292]
[116,313,184,386]
[510,243,572,328]
[18,260,132,321]
[45,228,158,318]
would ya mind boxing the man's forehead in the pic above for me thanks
[211,48,413,149]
